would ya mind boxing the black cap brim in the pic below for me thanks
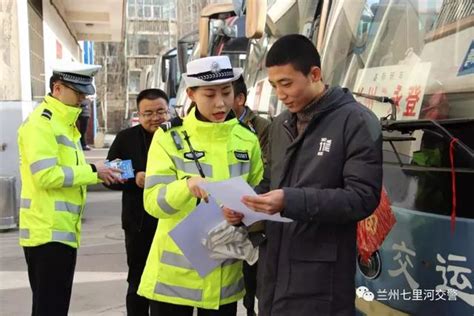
[54,71,96,95]
[68,83,95,95]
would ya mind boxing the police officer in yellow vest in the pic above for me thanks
[18,62,122,316]
[138,56,264,315]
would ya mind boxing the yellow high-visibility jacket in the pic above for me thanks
[18,95,99,248]
[138,108,264,309]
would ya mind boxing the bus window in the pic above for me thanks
[321,0,474,121]
[321,0,473,220]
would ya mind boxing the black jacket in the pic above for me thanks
[256,86,383,316]
[105,125,157,233]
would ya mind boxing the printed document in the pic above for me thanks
[200,177,293,226]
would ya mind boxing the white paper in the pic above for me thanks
[200,177,293,226]
[168,197,226,278]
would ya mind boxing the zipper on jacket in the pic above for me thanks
[282,120,296,142]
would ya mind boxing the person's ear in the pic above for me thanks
[236,93,245,107]
[309,66,322,83]
[186,88,195,102]
[52,81,62,95]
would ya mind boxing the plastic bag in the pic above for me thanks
[357,188,396,264]
[202,221,259,265]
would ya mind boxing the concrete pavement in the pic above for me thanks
[0,191,127,315]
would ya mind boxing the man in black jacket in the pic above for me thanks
[224,35,383,315]
[105,89,169,316]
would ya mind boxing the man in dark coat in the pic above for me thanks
[224,34,383,315]
[105,89,169,316]
[232,75,270,163]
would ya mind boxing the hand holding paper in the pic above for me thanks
[222,206,244,225]
[200,177,293,226]
[186,176,209,202]
[241,189,285,215]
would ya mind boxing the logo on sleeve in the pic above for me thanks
[184,151,205,160]
[41,109,53,120]
[234,150,249,161]
[317,138,332,156]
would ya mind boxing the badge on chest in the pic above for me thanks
[234,150,249,161]
[184,151,205,160]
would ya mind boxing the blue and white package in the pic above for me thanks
[105,159,134,179]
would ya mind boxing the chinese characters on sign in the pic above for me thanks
[353,63,431,120]
[359,239,473,309]
[436,254,474,306]
[388,241,420,290]
[383,240,473,306]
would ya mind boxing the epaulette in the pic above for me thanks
[160,116,183,132]
[41,109,53,120]
[238,121,256,134]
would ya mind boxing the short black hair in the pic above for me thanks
[265,34,321,75]
[136,88,169,110]
[49,74,61,92]
[232,76,247,103]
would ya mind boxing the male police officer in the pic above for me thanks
[18,62,121,316]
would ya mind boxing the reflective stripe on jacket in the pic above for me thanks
[18,95,98,248]
[138,107,264,309]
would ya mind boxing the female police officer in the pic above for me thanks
[138,55,263,316]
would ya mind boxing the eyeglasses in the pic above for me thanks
[61,83,84,98]
[139,110,169,119]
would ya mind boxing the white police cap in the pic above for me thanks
[52,61,102,95]
[182,56,242,88]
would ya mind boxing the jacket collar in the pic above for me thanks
[43,94,81,125]
[281,86,351,128]
[241,106,257,125]
[184,107,238,140]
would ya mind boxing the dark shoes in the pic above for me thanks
[82,145,91,151]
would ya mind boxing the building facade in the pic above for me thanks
[94,0,233,133]
[94,0,178,133]
[0,0,125,210]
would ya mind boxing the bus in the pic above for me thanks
[320,1,474,315]
[140,47,178,98]
[174,0,265,115]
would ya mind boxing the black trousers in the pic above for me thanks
[150,301,237,316]
[78,116,89,147]
[125,229,155,316]
[243,261,258,315]
[23,242,77,316]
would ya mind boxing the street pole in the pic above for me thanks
[103,44,108,132]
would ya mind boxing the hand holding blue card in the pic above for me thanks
[105,159,134,179]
